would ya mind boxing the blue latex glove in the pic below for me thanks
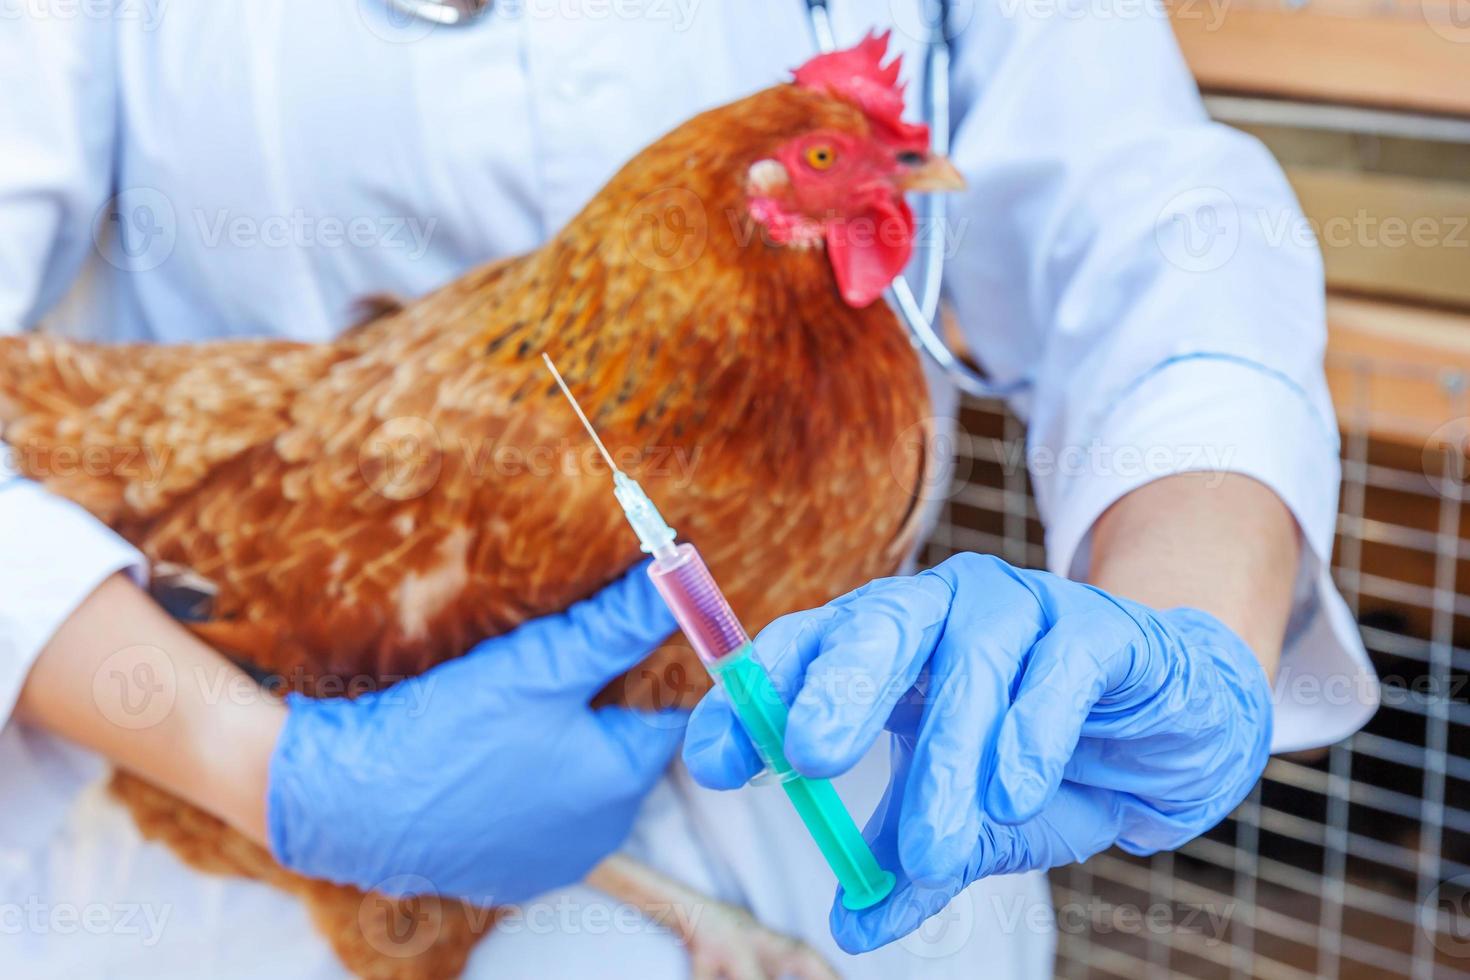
[267,562,683,904]
[683,553,1273,952]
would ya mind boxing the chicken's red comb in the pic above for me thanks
[791,30,929,151]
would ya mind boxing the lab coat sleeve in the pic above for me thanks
[940,6,1376,751]
[0,11,146,727]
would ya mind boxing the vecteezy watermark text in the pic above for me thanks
[1,442,172,486]
[1,0,170,29]
[194,209,437,260]
[992,437,1238,484]
[0,898,172,946]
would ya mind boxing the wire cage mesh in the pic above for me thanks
[920,351,1470,980]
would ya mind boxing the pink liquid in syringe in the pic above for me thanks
[647,542,750,666]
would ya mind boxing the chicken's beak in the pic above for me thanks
[895,153,966,193]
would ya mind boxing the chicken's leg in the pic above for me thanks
[586,854,838,980]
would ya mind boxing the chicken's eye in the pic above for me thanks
[804,145,836,171]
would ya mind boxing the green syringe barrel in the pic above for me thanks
[641,539,894,910]
[708,643,897,911]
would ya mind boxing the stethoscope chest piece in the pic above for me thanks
[384,0,492,26]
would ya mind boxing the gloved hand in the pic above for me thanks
[267,562,683,905]
[683,553,1273,952]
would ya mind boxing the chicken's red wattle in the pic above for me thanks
[824,193,915,307]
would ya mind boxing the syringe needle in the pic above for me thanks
[542,353,618,476]
[542,352,677,557]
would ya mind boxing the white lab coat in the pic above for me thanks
[0,1,1376,976]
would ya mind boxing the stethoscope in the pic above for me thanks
[382,0,1001,398]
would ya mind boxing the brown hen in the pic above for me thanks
[0,34,960,980]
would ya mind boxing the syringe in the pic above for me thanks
[542,354,896,911]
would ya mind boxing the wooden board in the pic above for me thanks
[1326,295,1470,446]
[1287,167,1470,310]
[1169,4,1470,118]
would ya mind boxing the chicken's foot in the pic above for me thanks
[586,854,839,980]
